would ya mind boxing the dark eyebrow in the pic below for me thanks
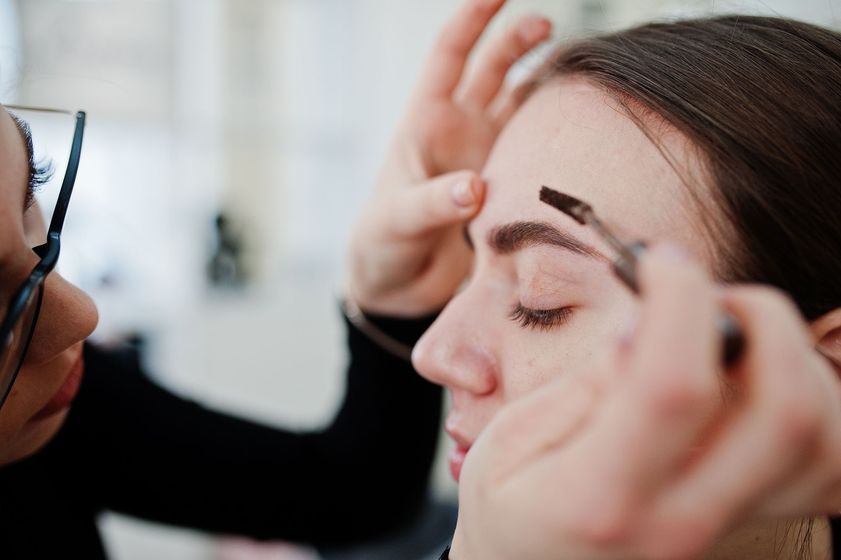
[487,221,605,260]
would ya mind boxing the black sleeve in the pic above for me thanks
[51,309,442,546]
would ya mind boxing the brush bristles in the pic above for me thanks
[539,186,591,225]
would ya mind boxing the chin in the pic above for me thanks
[0,409,68,467]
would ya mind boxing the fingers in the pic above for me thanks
[417,0,507,100]
[723,287,813,404]
[473,369,604,484]
[660,287,826,520]
[458,15,551,109]
[632,244,721,415]
[388,171,485,239]
[585,244,722,494]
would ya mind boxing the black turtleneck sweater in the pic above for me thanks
[0,312,441,559]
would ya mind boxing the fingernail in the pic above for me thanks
[452,178,477,207]
[651,242,691,263]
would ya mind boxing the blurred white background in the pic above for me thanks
[1,0,838,558]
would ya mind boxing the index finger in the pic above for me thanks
[474,367,606,485]
[585,244,722,493]
[416,0,507,100]
[632,244,720,403]
[658,288,823,522]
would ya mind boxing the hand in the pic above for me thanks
[348,0,551,316]
[450,244,841,560]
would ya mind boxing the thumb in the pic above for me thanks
[471,370,603,485]
[390,170,485,238]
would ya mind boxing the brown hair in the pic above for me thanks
[538,15,841,321]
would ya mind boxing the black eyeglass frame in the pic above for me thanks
[0,107,86,411]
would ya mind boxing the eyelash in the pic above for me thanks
[29,160,53,189]
[13,114,55,209]
[24,161,54,211]
[509,302,574,331]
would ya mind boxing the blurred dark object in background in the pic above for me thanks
[208,212,247,289]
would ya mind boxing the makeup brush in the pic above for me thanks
[540,187,643,293]
[539,186,744,366]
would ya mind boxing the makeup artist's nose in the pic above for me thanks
[25,272,98,365]
[412,291,498,396]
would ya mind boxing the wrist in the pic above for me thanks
[346,275,444,318]
[340,296,439,361]
[342,298,414,361]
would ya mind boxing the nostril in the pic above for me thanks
[454,358,498,396]
[417,336,498,396]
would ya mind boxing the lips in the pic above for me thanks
[31,353,85,422]
[448,444,471,482]
[445,422,474,482]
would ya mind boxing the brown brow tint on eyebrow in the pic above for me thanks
[487,221,605,260]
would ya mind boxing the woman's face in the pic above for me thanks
[0,107,98,466]
[413,78,716,481]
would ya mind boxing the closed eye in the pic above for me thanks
[509,302,573,331]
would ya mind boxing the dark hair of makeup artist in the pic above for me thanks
[538,15,841,322]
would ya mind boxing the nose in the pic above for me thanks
[25,270,98,365]
[19,202,98,363]
[412,289,498,397]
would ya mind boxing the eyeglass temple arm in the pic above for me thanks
[48,111,86,234]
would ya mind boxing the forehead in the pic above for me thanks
[477,77,712,258]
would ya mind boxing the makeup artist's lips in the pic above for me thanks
[31,353,85,422]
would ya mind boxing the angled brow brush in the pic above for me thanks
[539,186,744,366]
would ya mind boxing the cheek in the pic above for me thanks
[0,349,82,465]
[498,297,637,402]
[22,204,47,247]
[0,372,68,466]
[0,365,64,432]
[498,329,586,401]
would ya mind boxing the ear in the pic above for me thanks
[810,308,841,374]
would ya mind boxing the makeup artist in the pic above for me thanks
[0,0,550,557]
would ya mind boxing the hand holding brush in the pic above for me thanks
[540,185,745,366]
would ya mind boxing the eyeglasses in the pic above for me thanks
[0,106,86,412]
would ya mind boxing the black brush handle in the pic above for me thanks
[611,241,646,294]
[613,241,745,367]
[719,312,745,367]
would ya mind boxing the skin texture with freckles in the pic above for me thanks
[414,77,711,441]
[0,107,98,466]
[412,77,829,556]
